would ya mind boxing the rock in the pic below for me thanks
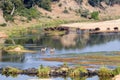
[112,75,120,80]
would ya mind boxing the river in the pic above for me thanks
[0,32,120,80]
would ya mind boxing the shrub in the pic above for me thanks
[4,15,14,22]
[18,7,40,20]
[81,9,89,18]
[113,66,120,76]
[4,45,24,51]
[37,0,52,11]
[38,65,50,77]
[98,67,113,77]
[63,9,69,14]
[58,3,62,7]
[69,66,87,76]
[0,23,7,27]
[91,11,99,20]
[2,67,22,76]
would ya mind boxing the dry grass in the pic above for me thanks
[42,52,120,66]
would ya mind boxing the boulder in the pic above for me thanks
[112,75,120,80]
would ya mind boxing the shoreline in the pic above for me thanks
[60,19,120,33]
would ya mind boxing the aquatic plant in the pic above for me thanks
[2,67,22,77]
[38,65,50,77]
[98,67,113,77]
[69,66,87,77]
[3,45,24,51]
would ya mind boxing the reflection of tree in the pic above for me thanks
[1,51,24,63]
[60,34,77,47]
[70,76,86,80]
[88,34,120,46]
[5,33,120,50]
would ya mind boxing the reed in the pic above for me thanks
[2,67,22,77]
[98,67,113,77]
[69,66,87,77]
[37,65,50,77]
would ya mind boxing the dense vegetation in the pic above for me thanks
[88,0,120,7]
[0,0,120,21]
[0,0,53,21]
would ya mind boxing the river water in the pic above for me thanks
[0,32,120,80]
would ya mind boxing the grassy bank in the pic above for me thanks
[0,19,82,38]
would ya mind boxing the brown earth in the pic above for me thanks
[1,0,120,29]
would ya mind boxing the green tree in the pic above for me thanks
[37,0,52,11]
[91,11,99,20]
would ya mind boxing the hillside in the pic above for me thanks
[0,0,120,27]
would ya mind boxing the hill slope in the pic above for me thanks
[0,0,120,27]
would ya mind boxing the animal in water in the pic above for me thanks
[41,47,47,53]
[50,48,55,54]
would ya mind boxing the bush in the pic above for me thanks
[38,65,50,77]
[4,15,14,22]
[37,0,52,11]
[2,67,22,76]
[18,7,40,20]
[63,9,69,14]
[58,3,62,7]
[0,23,7,27]
[98,67,113,77]
[113,66,120,76]
[91,11,99,20]
[69,66,87,76]
[4,45,24,50]
[81,10,89,18]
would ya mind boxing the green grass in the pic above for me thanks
[98,67,113,77]
[37,65,50,77]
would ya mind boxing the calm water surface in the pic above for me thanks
[0,33,120,80]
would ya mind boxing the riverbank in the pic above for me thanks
[1,18,120,38]
[60,19,120,33]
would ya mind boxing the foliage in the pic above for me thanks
[69,66,87,76]
[81,10,90,18]
[98,67,113,77]
[91,11,99,20]
[0,23,7,27]
[88,0,120,7]
[113,66,120,76]
[4,45,24,50]
[75,0,83,4]
[2,67,22,77]
[18,7,40,20]
[37,0,52,11]
[58,3,62,7]
[38,65,50,77]
[63,7,69,14]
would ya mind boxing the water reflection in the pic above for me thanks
[0,33,120,80]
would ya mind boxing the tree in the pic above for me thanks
[37,0,52,11]
[91,11,99,20]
